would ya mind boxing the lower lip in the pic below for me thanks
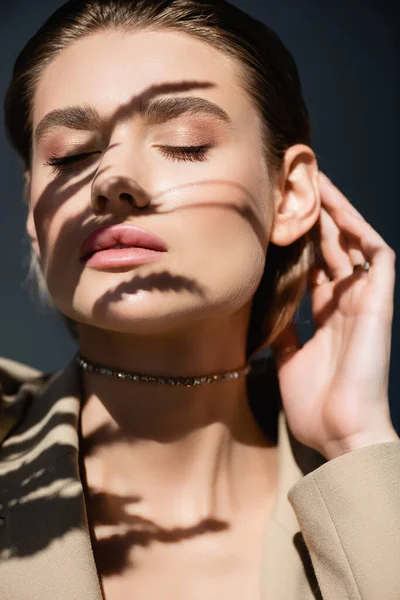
[81,247,165,268]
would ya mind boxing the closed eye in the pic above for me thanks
[44,152,100,176]
[156,145,211,162]
[44,145,212,176]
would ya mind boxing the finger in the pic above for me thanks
[308,266,331,287]
[319,206,356,279]
[318,172,365,221]
[318,171,366,267]
[347,237,367,269]
[325,206,396,301]
[319,172,391,274]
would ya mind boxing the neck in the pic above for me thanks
[77,323,278,527]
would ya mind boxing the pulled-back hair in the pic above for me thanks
[4,0,321,361]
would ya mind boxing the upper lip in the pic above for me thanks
[80,223,168,260]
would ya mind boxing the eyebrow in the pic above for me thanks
[34,96,232,146]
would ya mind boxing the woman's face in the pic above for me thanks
[28,29,274,336]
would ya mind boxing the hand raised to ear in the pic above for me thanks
[271,171,399,461]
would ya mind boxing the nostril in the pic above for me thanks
[120,193,133,203]
[92,195,107,215]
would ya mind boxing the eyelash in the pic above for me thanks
[44,145,211,176]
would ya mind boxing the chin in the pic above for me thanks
[68,295,207,337]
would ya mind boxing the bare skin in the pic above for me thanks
[26,29,320,599]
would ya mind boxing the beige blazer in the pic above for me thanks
[0,353,399,600]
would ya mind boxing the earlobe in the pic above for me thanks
[269,144,320,247]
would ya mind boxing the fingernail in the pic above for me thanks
[315,269,330,285]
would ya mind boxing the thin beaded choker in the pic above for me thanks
[76,353,252,388]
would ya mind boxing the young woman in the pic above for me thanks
[1,1,399,599]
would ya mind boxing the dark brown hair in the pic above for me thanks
[3,0,320,361]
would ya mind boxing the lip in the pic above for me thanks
[80,223,168,262]
[83,247,165,269]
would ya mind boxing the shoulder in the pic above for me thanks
[0,356,43,387]
[0,356,50,446]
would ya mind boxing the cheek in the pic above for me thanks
[30,173,87,269]
[29,176,55,256]
[30,202,61,270]
[176,202,268,309]
[26,209,38,247]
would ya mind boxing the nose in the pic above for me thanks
[90,174,151,215]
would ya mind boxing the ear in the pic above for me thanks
[269,144,320,246]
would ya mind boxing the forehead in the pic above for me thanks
[33,29,255,128]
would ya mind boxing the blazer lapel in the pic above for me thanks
[261,410,326,600]
[0,355,103,600]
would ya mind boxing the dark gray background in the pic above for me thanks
[1,1,399,430]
